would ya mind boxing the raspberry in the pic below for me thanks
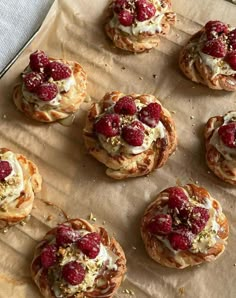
[77,232,101,259]
[225,51,236,70]
[190,207,210,234]
[56,225,79,246]
[22,72,44,92]
[147,214,172,235]
[205,20,228,39]
[47,61,72,81]
[94,114,120,137]
[113,0,131,13]
[0,160,12,181]
[40,244,57,269]
[122,123,145,146]
[202,39,226,58]
[167,187,188,211]
[35,82,58,101]
[228,29,236,50]
[118,10,134,26]
[168,227,193,251]
[114,96,137,115]
[136,0,156,22]
[218,122,236,148]
[29,50,50,71]
[62,261,85,285]
[138,103,161,128]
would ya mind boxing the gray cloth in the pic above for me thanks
[0,0,54,72]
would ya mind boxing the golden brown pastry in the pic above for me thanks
[83,91,177,179]
[31,218,126,298]
[141,184,229,269]
[205,111,236,185]
[105,0,176,52]
[179,20,236,90]
[13,50,87,122]
[0,148,42,227]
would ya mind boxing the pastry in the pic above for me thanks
[105,0,176,52]
[13,50,87,122]
[83,91,177,179]
[141,184,229,269]
[205,111,236,184]
[31,218,127,298]
[179,20,236,90]
[0,148,42,227]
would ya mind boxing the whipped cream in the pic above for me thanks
[51,229,118,297]
[22,61,75,110]
[109,0,171,36]
[210,111,236,161]
[97,99,166,155]
[187,28,236,77]
[0,151,24,207]
[154,195,221,255]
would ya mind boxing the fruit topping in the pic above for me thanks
[136,0,156,22]
[147,214,172,235]
[113,0,131,13]
[23,72,44,92]
[114,96,137,115]
[168,227,193,250]
[167,187,188,211]
[56,225,79,246]
[0,160,12,181]
[205,20,228,39]
[218,122,236,148]
[118,10,134,26]
[225,51,236,70]
[94,114,120,137]
[228,28,236,50]
[29,50,50,72]
[138,102,161,128]
[190,207,210,234]
[77,232,101,259]
[62,261,85,285]
[40,244,57,269]
[35,82,58,101]
[122,122,145,146]
[47,61,72,81]
[202,39,226,58]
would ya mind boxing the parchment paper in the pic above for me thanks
[0,0,236,297]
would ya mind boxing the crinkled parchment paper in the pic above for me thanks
[0,0,236,297]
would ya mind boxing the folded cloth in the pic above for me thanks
[0,0,54,73]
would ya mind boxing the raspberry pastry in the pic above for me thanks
[105,0,176,52]
[13,50,87,122]
[83,91,177,179]
[179,20,236,90]
[141,184,229,269]
[0,148,42,226]
[31,218,126,298]
[205,111,236,184]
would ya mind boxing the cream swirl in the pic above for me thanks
[0,151,24,206]
[97,99,166,155]
[109,0,170,36]
[51,229,118,297]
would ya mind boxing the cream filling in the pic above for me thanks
[0,151,24,206]
[154,197,221,255]
[22,62,75,110]
[52,230,118,297]
[209,111,236,161]
[109,0,170,36]
[97,100,166,155]
[187,28,236,77]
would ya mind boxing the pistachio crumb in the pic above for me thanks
[47,215,53,221]
[92,217,97,222]
[121,66,126,70]
[190,115,194,119]
[20,221,26,226]
[153,74,157,78]
[132,246,137,250]
[2,114,7,119]
[171,110,176,114]
[139,76,143,80]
